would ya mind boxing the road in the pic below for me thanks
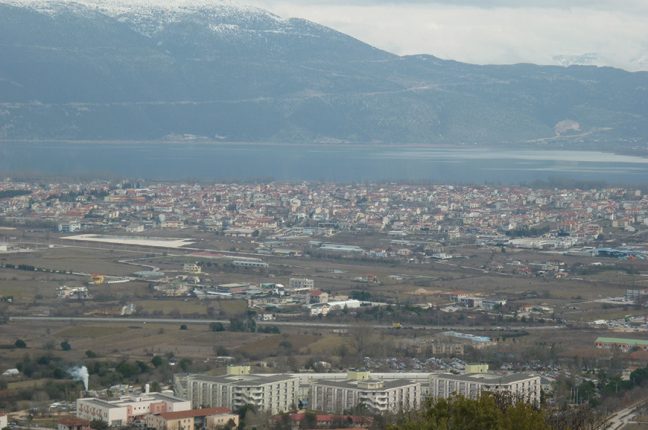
[8,316,566,331]
[599,398,648,430]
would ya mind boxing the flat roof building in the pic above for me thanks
[311,377,421,414]
[430,373,541,406]
[77,392,191,427]
[185,374,299,415]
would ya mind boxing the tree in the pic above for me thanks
[150,381,161,392]
[180,324,188,330]
[390,394,550,430]
[60,340,72,351]
[179,358,192,372]
[14,339,27,348]
[151,355,164,367]
[85,350,98,358]
[89,420,108,430]
[209,322,225,332]
[214,345,229,356]
[302,411,317,429]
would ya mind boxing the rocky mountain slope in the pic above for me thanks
[1,0,647,148]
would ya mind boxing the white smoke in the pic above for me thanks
[68,366,89,391]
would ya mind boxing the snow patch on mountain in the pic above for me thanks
[553,53,601,67]
[0,0,291,37]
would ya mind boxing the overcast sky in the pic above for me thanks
[247,0,648,71]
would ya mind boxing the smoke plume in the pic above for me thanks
[69,365,89,391]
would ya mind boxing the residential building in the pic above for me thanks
[57,416,91,430]
[311,375,420,414]
[144,407,238,430]
[278,413,372,429]
[185,373,299,415]
[288,278,314,291]
[430,373,541,405]
[183,263,202,274]
[0,412,7,430]
[58,221,81,233]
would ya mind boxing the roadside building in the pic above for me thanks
[0,412,7,430]
[430,373,541,405]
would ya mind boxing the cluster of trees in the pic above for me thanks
[390,394,597,430]
[0,262,74,275]
[504,225,551,238]
[0,379,80,409]
[86,355,185,388]
[46,189,108,202]
[14,354,70,379]
[0,189,31,199]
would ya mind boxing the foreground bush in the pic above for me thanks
[390,394,549,430]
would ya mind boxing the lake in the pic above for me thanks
[1,142,647,185]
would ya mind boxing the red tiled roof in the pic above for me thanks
[287,413,372,424]
[58,416,90,426]
[157,408,232,420]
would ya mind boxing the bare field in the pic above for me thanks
[2,246,145,277]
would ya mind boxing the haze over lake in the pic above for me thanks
[1,142,647,185]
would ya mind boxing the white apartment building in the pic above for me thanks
[430,373,541,405]
[311,378,420,414]
[288,277,314,291]
[0,412,8,430]
[77,392,190,426]
[58,222,81,233]
[185,374,299,415]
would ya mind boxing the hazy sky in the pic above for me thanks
[248,0,648,71]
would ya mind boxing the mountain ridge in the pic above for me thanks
[1,0,647,151]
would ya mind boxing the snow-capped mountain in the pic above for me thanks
[553,53,601,67]
[1,0,647,147]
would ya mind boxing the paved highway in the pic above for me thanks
[600,400,648,430]
[8,316,565,331]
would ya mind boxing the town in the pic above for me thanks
[2,178,648,429]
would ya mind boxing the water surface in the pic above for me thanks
[1,142,646,184]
